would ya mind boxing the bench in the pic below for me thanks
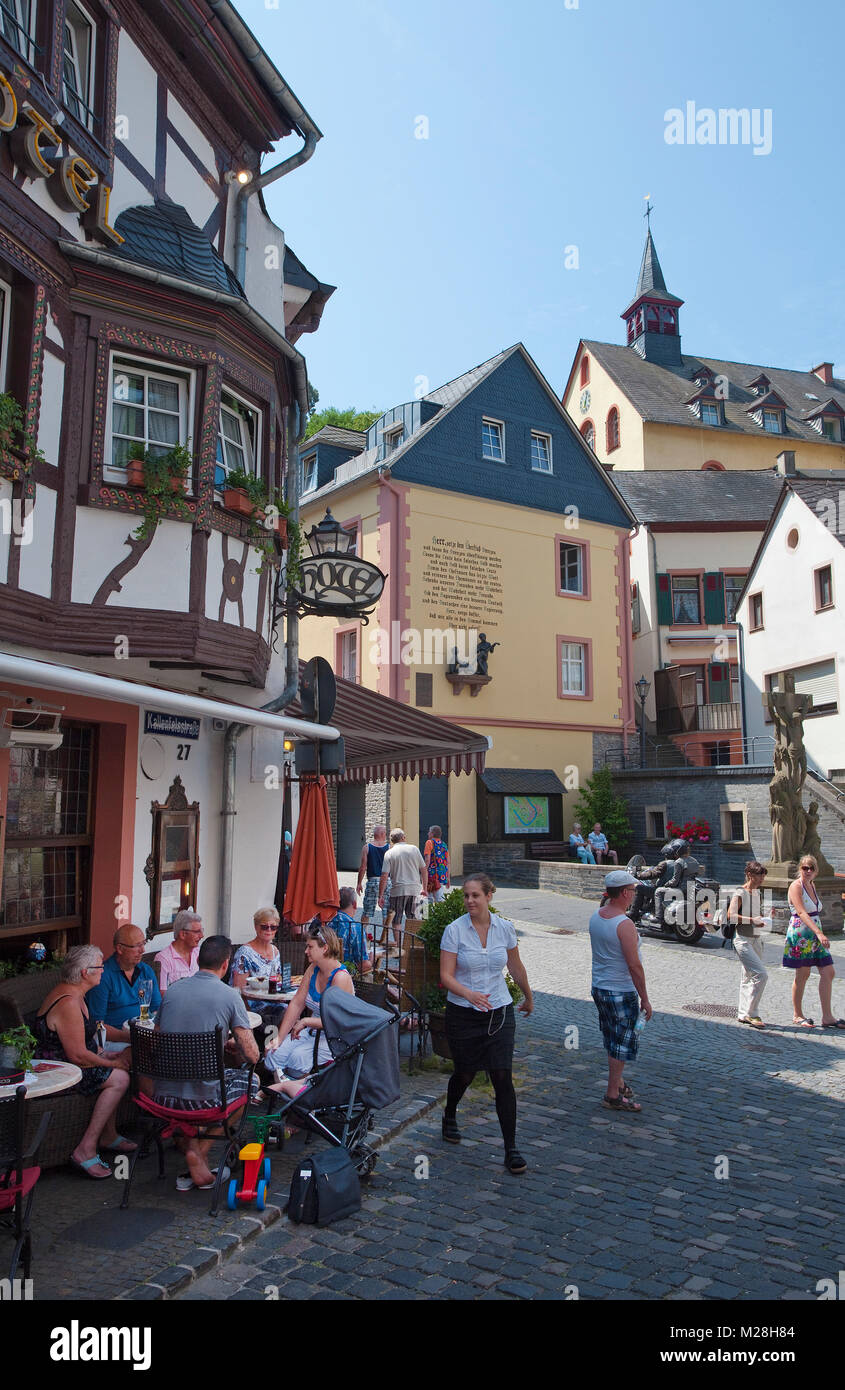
[529,841,575,861]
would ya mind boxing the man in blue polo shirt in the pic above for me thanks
[329,887,372,975]
[86,923,162,1041]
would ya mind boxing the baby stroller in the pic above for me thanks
[259,988,401,1177]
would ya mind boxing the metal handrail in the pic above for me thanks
[603,732,775,772]
[808,767,845,808]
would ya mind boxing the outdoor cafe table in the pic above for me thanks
[135,1011,263,1029]
[0,1059,82,1100]
[243,981,297,1004]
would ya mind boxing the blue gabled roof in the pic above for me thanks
[112,201,245,299]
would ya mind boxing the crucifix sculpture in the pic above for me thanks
[764,671,832,871]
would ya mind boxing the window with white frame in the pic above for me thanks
[701,401,721,427]
[558,541,584,595]
[0,277,11,390]
[338,629,358,683]
[530,431,552,473]
[383,424,403,455]
[559,641,586,695]
[1,0,36,64]
[109,357,191,470]
[63,1,96,130]
[763,408,783,434]
[301,452,317,494]
[217,390,259,478]
[481,418,504,461]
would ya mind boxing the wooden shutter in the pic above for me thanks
[656,573,672,626]
[703,572,725,624]
[708,662,731,704]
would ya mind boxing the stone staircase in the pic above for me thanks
[806,773,845,874]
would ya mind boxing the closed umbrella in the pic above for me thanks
[284,776,339,929]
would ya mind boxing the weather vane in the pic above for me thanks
[643,194,653,228]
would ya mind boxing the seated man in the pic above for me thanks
[153,935,259,1191]
[569,823,596,864]
[155,909,203,991]
[588,823,618,866]
[655,842,702,924]
[86,923,162,1043]
[329,887,372,974]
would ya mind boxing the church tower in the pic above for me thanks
[621,226,684,367]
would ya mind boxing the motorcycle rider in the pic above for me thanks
[654,841,702,926]
[630,841,680,919]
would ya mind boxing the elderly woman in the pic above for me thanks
[264,925,354,1099]
[154,908,203,992]
[569,823,596,864]
[231,907,288,1026]
[783,855,844,1028]
[33,945,135,1179]
[728,861,769,1029]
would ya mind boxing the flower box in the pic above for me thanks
[127,459,146,487]
[223,487,263,521]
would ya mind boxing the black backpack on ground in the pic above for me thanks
[287,1147,361,1226]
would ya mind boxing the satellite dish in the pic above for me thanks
[300,656,337,724]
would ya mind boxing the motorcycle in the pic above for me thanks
[625,842,722,946]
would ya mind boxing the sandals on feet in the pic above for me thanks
[618,1082,635,1099]
[101,1134,138,1153]
[820,1018,845,1029]
[70,1153,111,1179]
[793,1017,815,1028]
[738,1016,766,1029]
[603,1093,642,1113]
[504,1149,527,1175]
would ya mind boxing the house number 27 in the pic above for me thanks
[176,744,192,761]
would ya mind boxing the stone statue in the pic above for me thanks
[475,633,499,677]
[802,800,836,877]
[765,672,813,867]
[446,646,469,676]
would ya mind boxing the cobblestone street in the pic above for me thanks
[180,889,845,1303]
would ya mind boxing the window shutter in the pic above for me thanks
[793,660,837,711]
[703,572,725,624]
[708,663,731,704]
[656,573,672,626]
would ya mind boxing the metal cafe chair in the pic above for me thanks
[0,1085,51,1282]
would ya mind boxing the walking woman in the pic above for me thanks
[438,873,533,1174]
[728,861,770,1029]
[783,855,844,1028]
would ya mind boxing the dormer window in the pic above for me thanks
[701,402,721,427]
[804,399,845,441]
[302,452,317,494]
[383,424,403,455]
[745,373,771,396]
[763,409,783,434]
[685,387,723,427]
[746,390,787,435]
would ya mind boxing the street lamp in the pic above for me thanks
[635,676,651,768]
[305,508,357,558]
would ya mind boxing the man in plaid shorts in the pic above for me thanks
[589,870,653,1114]
[357,824,389,934]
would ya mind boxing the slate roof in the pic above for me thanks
[422,348,514,407]
[304,426,367,452]
[786,479,845,548]
[584,339,845,447]
[479,768,568,796]
[112,201,245,298]
[623,230,682,312]
[612,470,784,525]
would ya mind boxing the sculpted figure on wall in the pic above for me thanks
[766,672,813,867]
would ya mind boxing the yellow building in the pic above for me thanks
[297,345,637,872]
[562,229,845,474]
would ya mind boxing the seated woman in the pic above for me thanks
[569,823,597,864]
[231,907,288,1026]
[263,925,354,1099]
[33,944,135,1179]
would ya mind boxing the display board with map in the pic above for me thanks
[503,795,550,835]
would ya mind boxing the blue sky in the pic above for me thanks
[239,0,845,413]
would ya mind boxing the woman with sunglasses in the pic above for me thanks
[231,907,287,1026]
[264,924,355,1096]
[727,861,770,1029]
[784,856,843,1028]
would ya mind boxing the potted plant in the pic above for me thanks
[126,446,151,488]
[0,391,46,471]
[0,1024,37,1085]
[221,465,268,520]
[417,887,468,1059]
[133,445,193,540]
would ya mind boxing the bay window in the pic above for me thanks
[109,356,192,470]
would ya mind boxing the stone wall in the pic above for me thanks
[364,780,390,834]
[462,842,607,900]
[592,731,625,768]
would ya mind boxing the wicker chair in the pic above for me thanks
[122,1023,254,1217]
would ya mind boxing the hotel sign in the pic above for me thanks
[288,555,386,619]
[0,75,123,244]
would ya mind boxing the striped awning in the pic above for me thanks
[286,666,488,783]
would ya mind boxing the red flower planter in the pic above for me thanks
[223,487,264,522]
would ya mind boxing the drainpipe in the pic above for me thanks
[218,404,304,933]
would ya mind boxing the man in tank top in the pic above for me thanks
[357,824,389,932]
[589,870,653,1114]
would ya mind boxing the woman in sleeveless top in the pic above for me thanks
[33,944,135,1179]
[264,923,355,1098]
[783,855,843,1028]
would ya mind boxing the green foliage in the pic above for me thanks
[0,1024,37,1070]
[572,765,632,856]
[0,950,63,981]
[423,983,447,1013]
[304,406,382,440]
[223,466,268,506]
[0,391,46,467]
[307,382,320,416]
[133,445,193,540]
[505,972,523,1005]
[416,888,468,960]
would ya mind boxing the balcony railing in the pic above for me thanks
[656,701,741,736]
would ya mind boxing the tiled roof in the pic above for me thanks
[112,201,244,298]
[585,339,845,447]
[305,426,367,451]
[423,348,515,407]
[479,768,568,796]
[787,479,845,548]
[613,470,785,524]
[623,230,682,312]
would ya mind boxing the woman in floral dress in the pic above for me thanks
[783,856,844,1028]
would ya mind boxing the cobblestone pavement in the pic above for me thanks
[181,891,845,1302]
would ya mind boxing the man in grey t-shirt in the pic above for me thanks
[154,935,259,1190]
[378,828,427,939]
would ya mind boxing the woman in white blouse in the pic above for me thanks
[438,873,533,1174]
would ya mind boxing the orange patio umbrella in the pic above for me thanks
[284,776,339,928]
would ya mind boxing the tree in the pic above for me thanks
[304,406,382,439]
[307,382,319,416]
[573,765,632,857]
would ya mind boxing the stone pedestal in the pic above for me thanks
[763,865,844,935]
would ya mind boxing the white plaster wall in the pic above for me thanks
[110,165,153,223]
[131,712,284,946]
[204,528,263,633]
[45,303,64,348]
[235,197,285,334]
[17,484,54,596]
[167,96,217,179]
[741,490,845,775]
[0,478,13,583]
[71,508,190,610]
[17,179,82,238]
[37,354,64,466]
[115,31,157,175]
[165,138,217,228]
[653,531,761,571]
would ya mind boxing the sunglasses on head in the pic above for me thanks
[308,929,327,944]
